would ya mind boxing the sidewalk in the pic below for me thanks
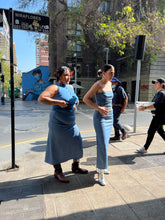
[0,130,165,219]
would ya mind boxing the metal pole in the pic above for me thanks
[74,53,77,94]
[74,66,77,94]
[105,48,109,64]
[86,64,89,89]
[9,8,18,169]
[133,60,141,133]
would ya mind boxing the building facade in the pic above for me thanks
[35,37,49,67]
[0,31,17,73]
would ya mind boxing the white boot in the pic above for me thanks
[96,168,110,174]
[98,169,105,186]
[104,169,110,174]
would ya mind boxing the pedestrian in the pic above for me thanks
[38,66,88,183]
[110,77,128,141]
[83,64,114,186]
[137,78,165,153]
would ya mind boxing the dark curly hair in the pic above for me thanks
[56,66,70,81]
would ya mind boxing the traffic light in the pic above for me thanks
[1,74,4,83]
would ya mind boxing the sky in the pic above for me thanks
[0,0,45,73]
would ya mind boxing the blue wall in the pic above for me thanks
[22,66,49,94]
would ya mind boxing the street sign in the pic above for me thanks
[13,10,49,33]
[0,9,49,33]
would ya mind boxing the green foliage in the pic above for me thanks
[97,6,165,62]
[0,54,22,93]
[14,73,22,88]
[0,56,10,92]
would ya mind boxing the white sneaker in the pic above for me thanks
[137,146,147,154]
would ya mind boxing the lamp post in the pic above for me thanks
[86,64,89,87]
[104,48,109,64]
[73,53,77,94]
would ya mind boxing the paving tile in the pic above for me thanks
[130,197,165,220]
[117,185,155,204]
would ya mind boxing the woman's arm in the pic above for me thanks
[38,85,68,108]
[139,104,155,111]
[83,82,110,117]
[121,96,128,113]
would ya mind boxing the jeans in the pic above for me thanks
[144,116,165,150]
[113,106,125,138]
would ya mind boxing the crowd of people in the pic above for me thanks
[38,64,165,186]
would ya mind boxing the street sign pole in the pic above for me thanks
[133,60,141,133]
[0,7,49,170]
[9,8,18,170]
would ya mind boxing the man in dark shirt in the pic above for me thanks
[137,78,165,153]
[110,77,128,141]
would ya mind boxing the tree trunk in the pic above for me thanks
[48,0,67,80]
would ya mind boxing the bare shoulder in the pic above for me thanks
[85,80,100,97]
[47,84,58,91]
[42,84,58,97]
[94,80,103,92]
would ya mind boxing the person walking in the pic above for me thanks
[38,66,88,183]
[137,78,165,153]
[83,64,114,186]
[110,77,128,141]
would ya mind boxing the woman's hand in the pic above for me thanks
[98,106,111,117]
[139,106,145,111]
[58,100,68,108]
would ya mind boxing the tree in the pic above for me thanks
[48,0,68,80]
[17,0,105,78]
[96,4,165,63]
[17,0,165,77]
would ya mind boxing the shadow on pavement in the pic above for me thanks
[0,171,96,203]
[81,153,165,169]
[29,138,97,152]
[44,197,165,220]
[30,140,47,152]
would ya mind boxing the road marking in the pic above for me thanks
[0,126,154,149]
[0,137,47,149]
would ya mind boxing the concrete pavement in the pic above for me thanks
[0,100,165,219]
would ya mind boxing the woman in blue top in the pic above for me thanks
[38,66,88,183]
[83,64,114,186]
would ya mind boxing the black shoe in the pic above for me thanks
[54,172,69,183]
[110,136,120,141]
[72,162,88,174]
[122,131,128,140]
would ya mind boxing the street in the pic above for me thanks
[1,99,165,220]
[0,99,152,162]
